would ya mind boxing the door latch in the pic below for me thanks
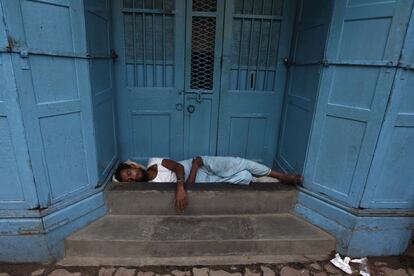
[175,103,183,111]
[187,105,195,114]
[283,57,292,67]
[19,49,30,70]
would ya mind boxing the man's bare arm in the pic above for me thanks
[161,159,187,212]
[186,156,203,186]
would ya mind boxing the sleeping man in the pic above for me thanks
[114,156,302,212]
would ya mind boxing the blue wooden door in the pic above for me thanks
[2,0,99,207]
[360,14,414,209]
[113,0,186,163]
[303,0,413,207]
[276,0,333,174]
[217,0,296,166]
[0,1,38,209]
[84,0,118,184]
[183,0,224,158]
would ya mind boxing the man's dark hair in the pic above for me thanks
[115,163,132,181]
[114,162,149,182]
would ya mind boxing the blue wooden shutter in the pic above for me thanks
[218,0,296,165]
[303,0,413,207]
[2,0,98,207]
[276,0,333,173]
[84,0,118,184]
[113,0,186,163]
[0,2,38,209]
[361,11,414,209]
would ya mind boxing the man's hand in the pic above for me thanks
[175,186,188,213]
[192,156,203,168]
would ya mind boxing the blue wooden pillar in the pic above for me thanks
[0,0,113,262]
[295,0,414,256]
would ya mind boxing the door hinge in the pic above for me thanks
[111,49,119,62]
[19,49,30,70]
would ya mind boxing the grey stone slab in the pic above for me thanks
[244,268,260,276]
[58,254,331,266]
[48,269,81,276]
[279,267,309,276]
[107,189,297,215]
[380,268,409,276]
[114,268,136,276]
[170,270,191,276]
[31,269,45,276]
[151,216,255,240]
[312,273,327,276]
[260,266,275,276]
[99,267,117,276]
[309,263,322,271]
[323,264,341,274]
[209,270,242,276]
[137,272,155,276]
[65,214,334,258]
[192,268,209,276]
[68,214,333,241]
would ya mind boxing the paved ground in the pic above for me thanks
[0,254,413,276]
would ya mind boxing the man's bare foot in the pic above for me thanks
[281,174,303,185]
[268,170,303,185]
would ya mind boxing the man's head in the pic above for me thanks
[115,163,148,182]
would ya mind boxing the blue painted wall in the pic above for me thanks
[0,2,39,211]
[295,0,414,256]
[0,0,111,262]
[84,0,118,185]
[360,7,414,209]
[276,0,333,173]
[1,0,413,262]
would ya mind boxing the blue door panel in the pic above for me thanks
[184,95,216,157]
[0,2,38,209]
[182,0,224,159]
[2,0,99,206]
[292,0,332,63]
[85,0,118,183]
[129,111,173,159]
[113,0,185,163]
[276,0,333,173]
[303,0,413,207]
[218,0,296,166]
[361,15,414,208]
[39,113,90,201]
[277,65,323,173]
[227,116,267,161]
[0,57,39,210]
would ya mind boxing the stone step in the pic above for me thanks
[64,213,335,263]
[58,254,331,266]
[107,183,297,215]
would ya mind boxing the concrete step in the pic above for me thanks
[64,213,335,264]
[107,183,297,215]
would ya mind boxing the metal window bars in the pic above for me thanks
[123,0,175,87]
[232,0,283,91]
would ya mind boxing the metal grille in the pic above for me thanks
[190,17,216,90]
[192,0,217,12]
[231,0,283,91]
[123,0,175,87]
[234,0,283,16]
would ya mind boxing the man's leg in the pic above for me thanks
[196,169,252,185]
[200,156,302,184]
[200,156,271,177]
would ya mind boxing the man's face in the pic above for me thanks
[119,166,144,182]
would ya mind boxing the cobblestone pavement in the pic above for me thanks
[0,255,413,276]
